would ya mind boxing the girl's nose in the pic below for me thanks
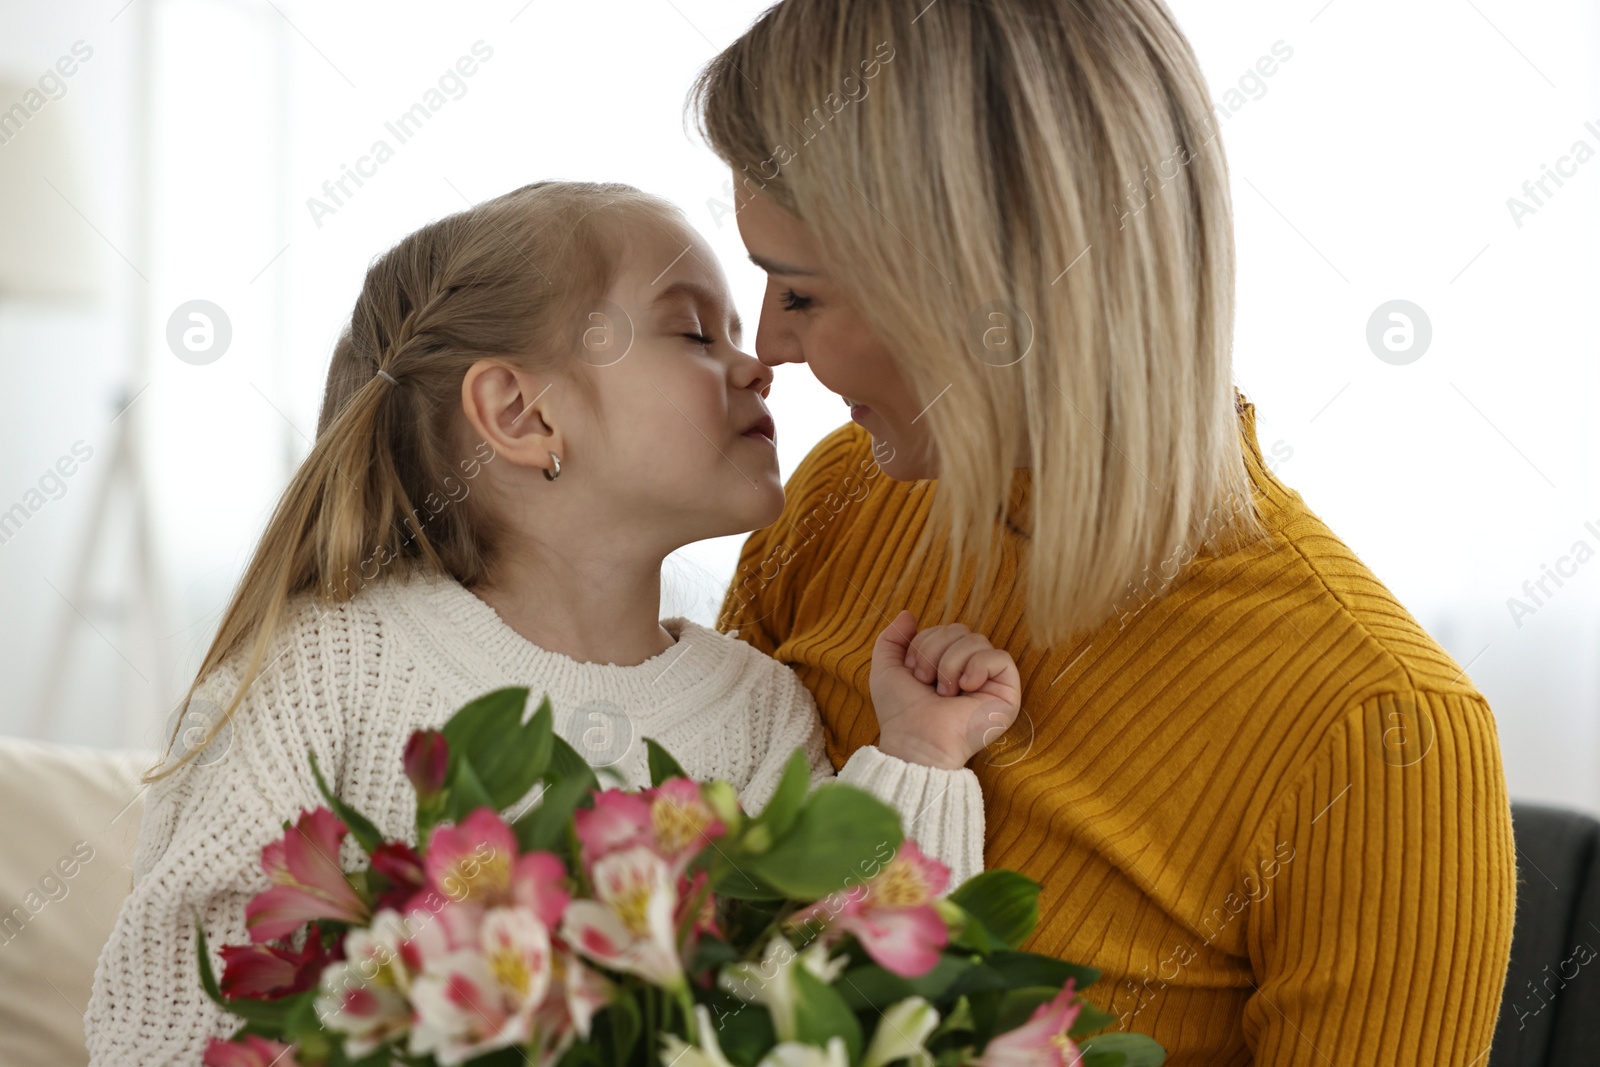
[732,346,775,396]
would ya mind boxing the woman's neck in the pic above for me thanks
[468,550,676,667]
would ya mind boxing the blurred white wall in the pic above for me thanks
[0,0,1594,814]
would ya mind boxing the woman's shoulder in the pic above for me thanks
[1175,397,1481,705]
[1148,480,1488,757]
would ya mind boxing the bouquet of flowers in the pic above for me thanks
[195,687,1164,1067]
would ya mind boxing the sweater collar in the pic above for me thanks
[382,570,733,701]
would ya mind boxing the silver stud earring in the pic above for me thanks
[543,451,562,481]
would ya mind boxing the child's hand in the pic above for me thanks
[869,609,1022,771]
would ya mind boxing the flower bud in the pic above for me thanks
[704,779,743,828]
[933,898,966,931]
[403,729,450,799]
[742,824,772,854]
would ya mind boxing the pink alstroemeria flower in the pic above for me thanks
[789,839,951,977]
[574,781,726,879]
[370,840,427,913]
[976,979,1083,1067]
[201,1034,304,1067]
[424,807,571,920]
[573,789,654,869]
[561,845,685,990]
[246,808,370,942]
[647,778,727,875]
[218,927,335,999]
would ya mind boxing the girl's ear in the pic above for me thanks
[460,358,563,476]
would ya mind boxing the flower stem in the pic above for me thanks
[676,985,699,1044]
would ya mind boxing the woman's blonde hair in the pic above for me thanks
[689,0,1267,648]
[145,180,681,783]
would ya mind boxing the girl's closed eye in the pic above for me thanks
[684,332,714,346]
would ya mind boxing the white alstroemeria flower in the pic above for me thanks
[758,1037,851,1067]
[658,1004,738,1067]
[717,935,849,1041]
[408,908,555,1066]
[561,845,685,990]
[314,909,416,1056]
[861,996,940,1067]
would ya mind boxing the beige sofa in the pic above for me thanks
[0,738,156,1067]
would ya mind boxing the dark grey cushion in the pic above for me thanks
[1489,801,1600,1066]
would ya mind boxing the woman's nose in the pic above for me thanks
[754,315,806,367]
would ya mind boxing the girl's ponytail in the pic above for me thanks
[144,181,681,783]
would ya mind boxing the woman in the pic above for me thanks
[690,1,1516,1063]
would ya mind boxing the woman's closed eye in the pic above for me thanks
[780,289,812,312]
[684,332,714,346]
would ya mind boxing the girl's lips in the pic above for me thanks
[741,413,777,447]
[849,403,872,424]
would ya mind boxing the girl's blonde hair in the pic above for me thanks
[146,180,681,783]
[689,0,1268,648]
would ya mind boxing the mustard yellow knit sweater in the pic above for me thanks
[718,391,1516,1065]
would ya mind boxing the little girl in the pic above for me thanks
[84,180,1021,1066]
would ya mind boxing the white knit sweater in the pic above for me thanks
[85,570,984,1066]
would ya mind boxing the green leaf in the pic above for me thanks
[193,916,227,1009]
[985,949,1100,992]
[443,756,498,823]
[946,903,1004,953]
[704,997,778,1067]
[791,962,863,1062]
[686,935,742,975]
[992,985,1060,1033]
[944,961,1014,1000]
[597,993,641,1065]
[645,736,689,786]
[547,733,601,792]
[1069,998,1118,1038]
[1077,1051,1127,1067]
[929,994,976,1039]
[753,748,811,840]
[512,772,594,855]
[1078,1032,1165,1067]
[440,687,553,809]
[965,988,1002,1041]
[306,748,384,855]
[946,870,1040,949]
[709,853,790,900]
[833,956,974,1009]
[742,783,903,899]
[552,1038,606,1067]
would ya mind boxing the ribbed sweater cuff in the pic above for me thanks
[835,744,985,890]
